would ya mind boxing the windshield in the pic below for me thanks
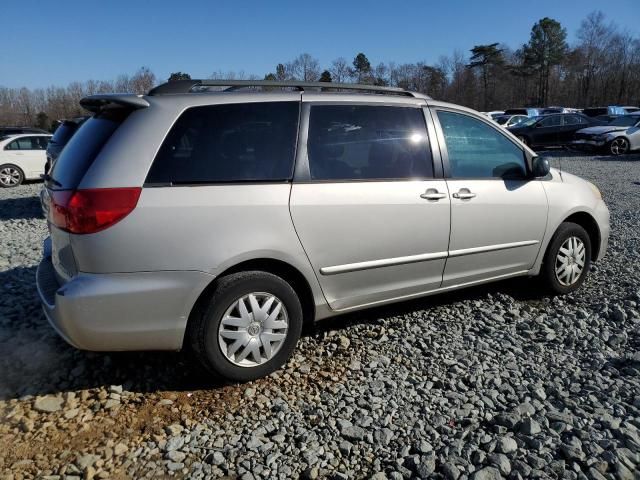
[609,115,640,127]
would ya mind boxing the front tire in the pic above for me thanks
[541,222,591,295]
[609,137,630,156]
[0,164,24,187]
[189,271,303,382]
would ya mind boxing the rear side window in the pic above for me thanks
[146,102,299,184]
[4,137,46,150]
[49,109,129,190]
[307,105,432,181]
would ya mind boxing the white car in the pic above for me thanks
[0,134,51,187]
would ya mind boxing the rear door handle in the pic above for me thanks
[452,188,476,200]
[420,188,447,201]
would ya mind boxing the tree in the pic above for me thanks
[264,73,277,81]
[330,57,351,83]
[168,72,191,82]
[275,64,287,81]
[36,112,49,131]
[523,17,568,105]
[287,53,320,81]
[352,52,372,83]
[466,43,504,110]
[319,70,332,82]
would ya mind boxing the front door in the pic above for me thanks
[433,108,548,287]
[532,115,561,146]
[290,102,451,311]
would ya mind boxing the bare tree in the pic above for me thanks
[329,57,351,83]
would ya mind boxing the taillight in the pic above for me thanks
[48,188,141,234]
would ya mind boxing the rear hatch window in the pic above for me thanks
[48,109,130,190]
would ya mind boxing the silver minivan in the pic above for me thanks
[37,80,609,381]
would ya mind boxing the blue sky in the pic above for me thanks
[1,0,638,89]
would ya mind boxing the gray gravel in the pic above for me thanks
[1,153,639,480]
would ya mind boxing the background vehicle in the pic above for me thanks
[37,80,609,381]
[622,106,640,114]
[45,116,89,174]
[582,106,627,117]
[0,134,51,187]
[495,114,528,128]
[573,112,640,155]
[503,108,542,117]
[508,113,605,148]
[0,126,48,137]
[482,110,504,120]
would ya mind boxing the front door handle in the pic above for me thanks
[420,188,447,201]
[452,188,476,200]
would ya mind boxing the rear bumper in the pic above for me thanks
[36,245,213,351]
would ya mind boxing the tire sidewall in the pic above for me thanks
[0,164,24,188]
[198,272,303,382]
[543,223,592,295]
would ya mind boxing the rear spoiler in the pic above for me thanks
[80,94,150,113]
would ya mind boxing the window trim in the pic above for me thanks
[142,100,302,187]
[293,101,440,183]
[431,107,532,181]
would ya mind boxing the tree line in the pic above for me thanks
[1,11,638,130]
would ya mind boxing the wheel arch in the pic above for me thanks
[184,257,317,348]
[561,211,601,261]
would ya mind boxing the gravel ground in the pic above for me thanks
[1,153,639,480]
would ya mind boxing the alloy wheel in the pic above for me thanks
[610,138,629,155]
[0,167,21,187]
[218,292,289,367]
[555,236,586,286]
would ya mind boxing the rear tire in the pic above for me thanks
[0,164,24,188]
[540,222,591,295]
[189,271,303,382]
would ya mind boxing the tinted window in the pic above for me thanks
[538,116,562,127]
[5,140,20,150]
[4,137,46,150]
[307,105,432,181]
[50,109,129,190]
[147,102,299,185]
[437,111,526,179]
[563,115,585,125]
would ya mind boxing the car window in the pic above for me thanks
[563,115,584,126]
[538,116,562,127]
[147,102,299,184]
[307,105,433,181]
[4,140,20,150]
[437,111,527,179]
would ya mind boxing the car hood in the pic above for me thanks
[577,126,628,135]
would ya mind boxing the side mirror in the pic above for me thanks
[531,156,550,177]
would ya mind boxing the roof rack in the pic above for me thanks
[147,79,427,98]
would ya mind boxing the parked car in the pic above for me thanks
[482,110,504,120]
[582,106,627,117]
[508,113,605,148]
[572,112,640,155]
[495,114,528,128]
[0,134,52,187]
[0,126,48,137]
[37,80,609,381]
[45,117,89,175]
[503,108,542,117]
[622,106,640,114]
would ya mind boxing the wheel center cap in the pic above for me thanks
[247,322,261,336]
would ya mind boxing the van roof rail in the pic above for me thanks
[147,79,428,98]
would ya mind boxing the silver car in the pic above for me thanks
[37,80,610,381]
[573,112,640,155]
